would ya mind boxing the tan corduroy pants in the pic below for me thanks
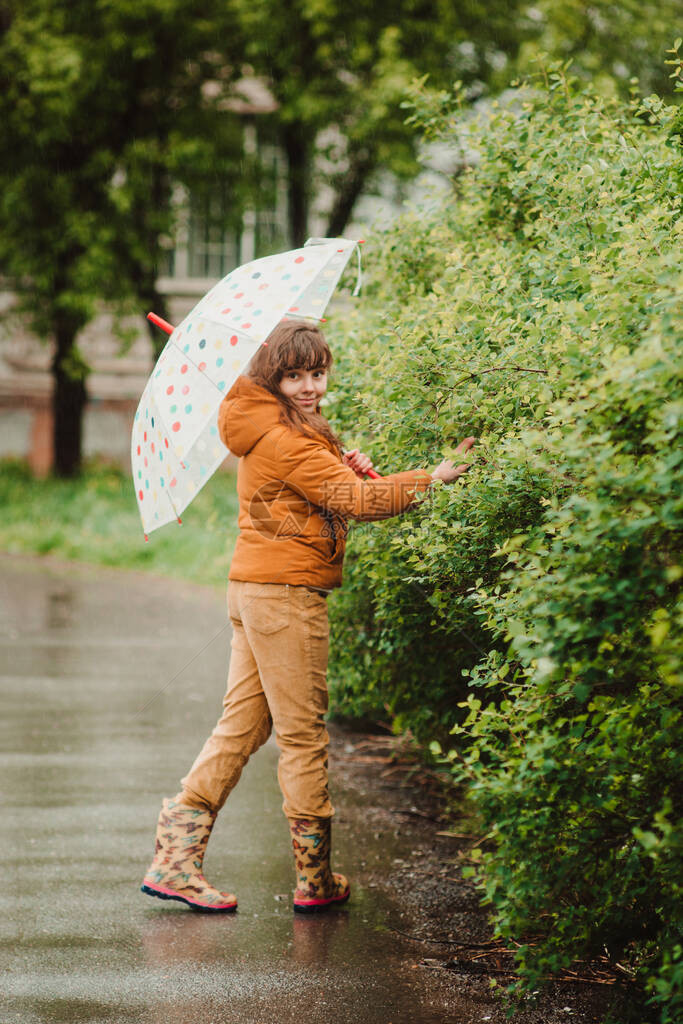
[179,581,334,821]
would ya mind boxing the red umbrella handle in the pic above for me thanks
[147,311,175,334]
[342,450,381,478]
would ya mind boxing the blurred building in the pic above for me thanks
[0,78,287,475]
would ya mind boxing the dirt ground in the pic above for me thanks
[328,720,632,1024]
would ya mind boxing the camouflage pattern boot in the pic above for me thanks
[290,818,350,913]
[141,798,237,912]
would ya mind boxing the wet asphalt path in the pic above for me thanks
[1,555,454,1024]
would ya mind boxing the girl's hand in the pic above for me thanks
[343,448,374,478]
[431,436,476,484]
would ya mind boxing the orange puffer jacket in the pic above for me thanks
[218,376,432,591]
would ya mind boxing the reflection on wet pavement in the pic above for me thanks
[1,556,452,1024]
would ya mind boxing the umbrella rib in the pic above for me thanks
[165,485,183,524]
[134,621,231,715]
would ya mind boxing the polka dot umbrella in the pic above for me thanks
[131,237,362,538]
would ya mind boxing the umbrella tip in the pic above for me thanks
[147,311,176,335]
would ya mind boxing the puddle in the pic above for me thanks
[1,557,456,1024]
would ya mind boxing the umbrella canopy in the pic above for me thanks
[131,237,360,537]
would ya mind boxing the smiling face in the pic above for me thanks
[277,366,328,412]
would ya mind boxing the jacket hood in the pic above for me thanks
[218,376,283,457]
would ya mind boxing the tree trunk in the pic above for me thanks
[139,167,173,358]
[52,323,87,477]
[283,123,310,246]
[142,283,171,358]
[326,148,375,239]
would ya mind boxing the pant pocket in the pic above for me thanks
[241,583,290,634]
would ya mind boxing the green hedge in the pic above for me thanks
[326,62,682,1020]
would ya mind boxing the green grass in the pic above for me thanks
[0,459,239,586]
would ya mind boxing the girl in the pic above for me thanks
[141,320,474,914]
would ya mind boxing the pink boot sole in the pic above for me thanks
[293,886,351,914]
[141,881,237,913]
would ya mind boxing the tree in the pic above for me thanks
[0,0,244,475]
[224,0,530,244]
[513,0,682,98]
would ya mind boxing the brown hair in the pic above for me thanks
[248,320,343,457]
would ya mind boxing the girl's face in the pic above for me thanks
[278,365,327,411]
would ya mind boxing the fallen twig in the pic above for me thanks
[417,957,627,987]
[392,807,440,821]
[380,763,423,778]
[394,928,632,988]
[435,830,478,840]
[344,755,395,765]
[418,957,513,977]
[347,737,397,751]
[390,927,501,950]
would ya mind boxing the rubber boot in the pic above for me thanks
[141,798,237,912]
[290,818,350,913]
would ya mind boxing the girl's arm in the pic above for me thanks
[275,431,472,522]
[430,437,476,481]
[345,439,475,482]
